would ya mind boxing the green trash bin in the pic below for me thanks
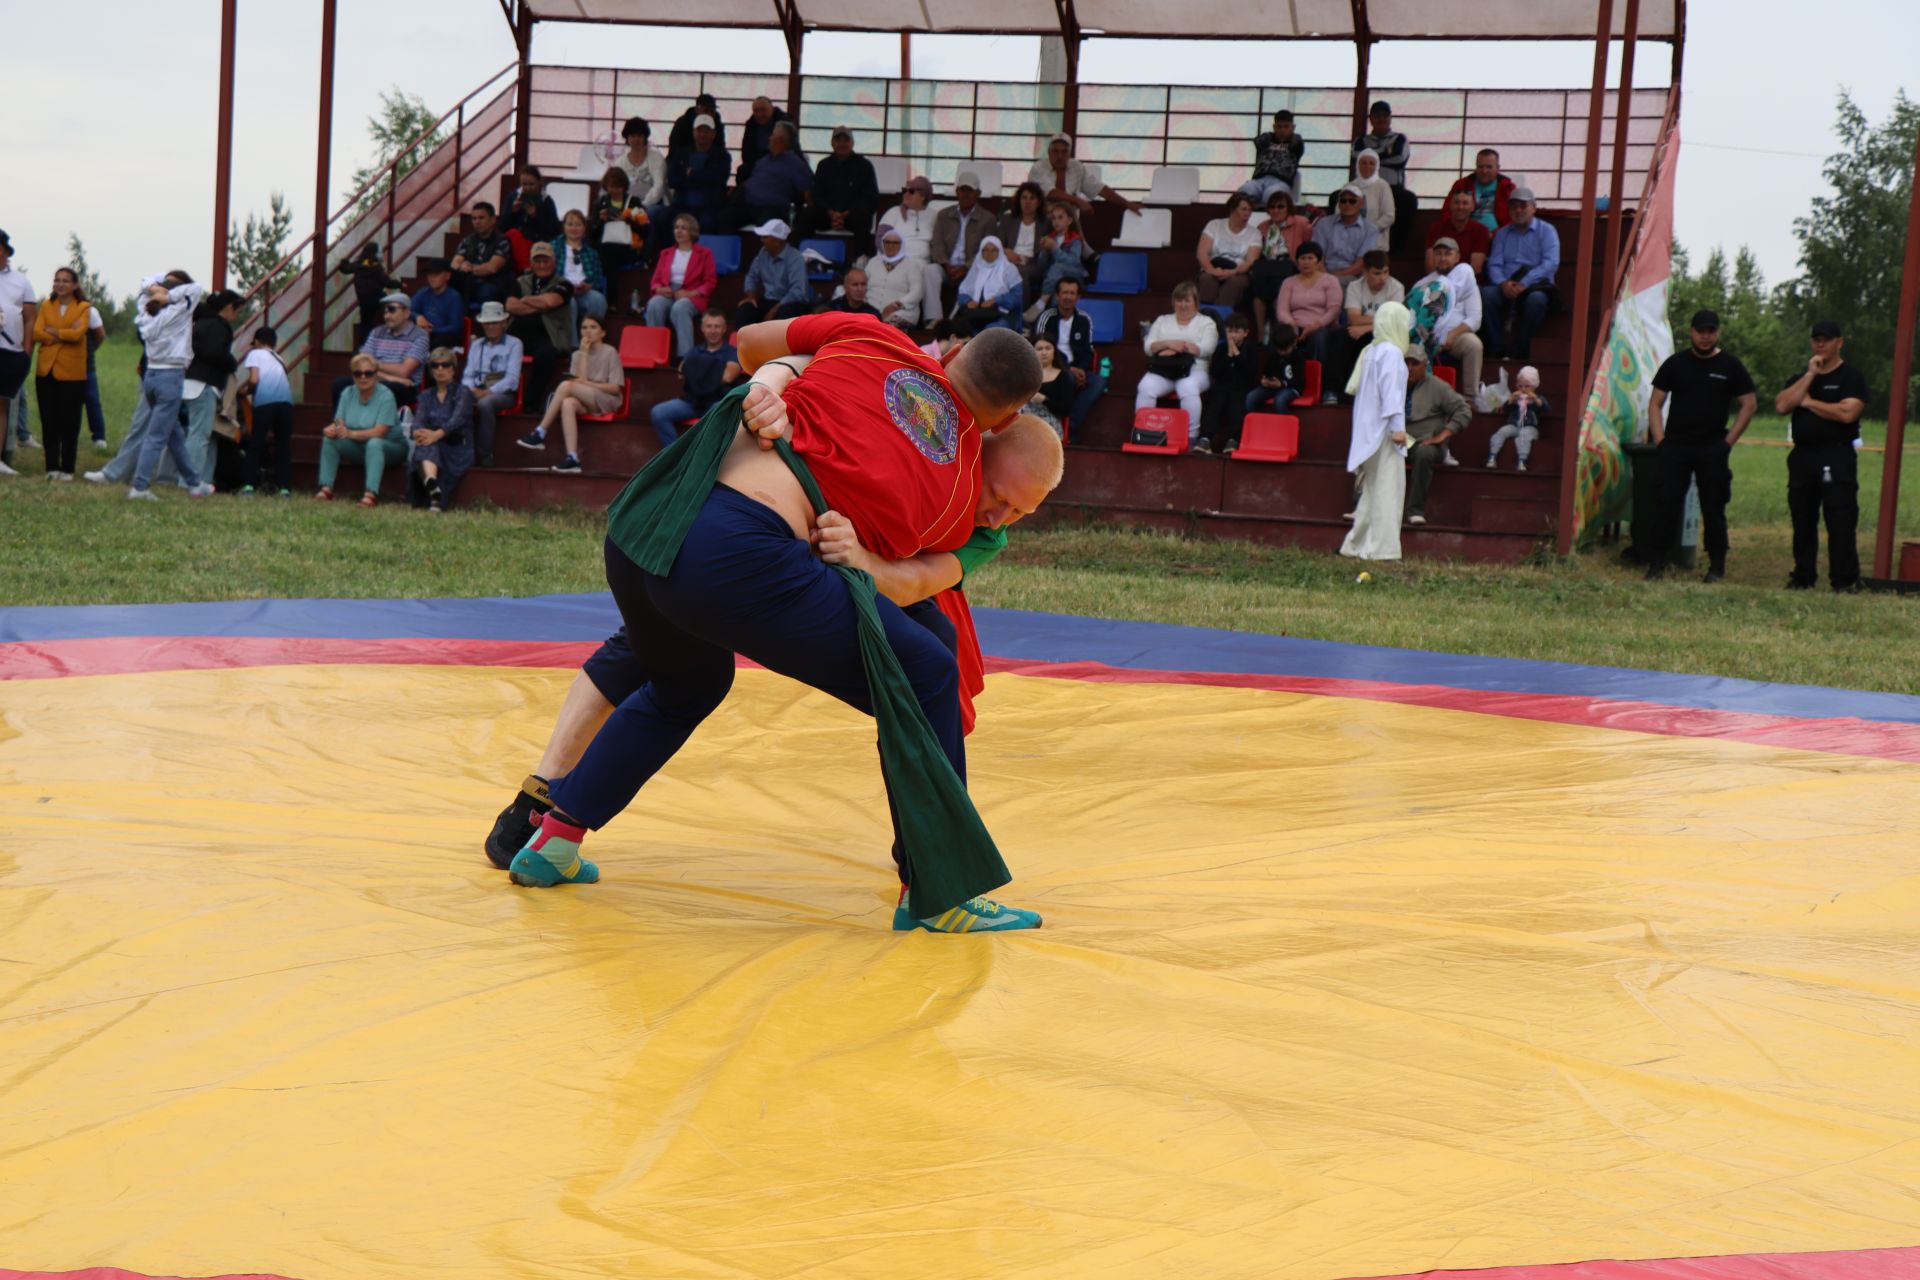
[1623,440,1696,569]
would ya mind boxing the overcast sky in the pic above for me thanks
[5,1,1911,299]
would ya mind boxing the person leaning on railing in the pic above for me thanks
[316,352,403,507]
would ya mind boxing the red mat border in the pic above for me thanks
[5,635,1919,765]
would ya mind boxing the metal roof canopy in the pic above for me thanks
[505,0,1683,41]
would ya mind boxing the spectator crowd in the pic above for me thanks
[0,96,1869,590]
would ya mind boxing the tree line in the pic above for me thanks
[1670,90,1920,419]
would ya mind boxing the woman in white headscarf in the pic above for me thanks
[1340,300,1411,561]
[952,235,1024,331]
[1351,149,1397,235]
[861,224,924,329]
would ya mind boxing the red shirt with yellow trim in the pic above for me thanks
[782,312,982,561]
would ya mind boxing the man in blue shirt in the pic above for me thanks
[732,220,813,330]
[1479,188,1560,360]
[668,114,732,232]
[722,122,814,232]
[1310,187,1379,279]
[411,259,466,342]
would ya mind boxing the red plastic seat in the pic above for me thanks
[1231,413,1299,463]
[1299,359,1323,404]
[1122,406,1189,455]
[618,326,672,370]
[576,378,631,423]
[1433,365,1458,389]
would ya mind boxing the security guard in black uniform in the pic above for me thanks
[1644,308,1757,582]
[1774,319,1868,591]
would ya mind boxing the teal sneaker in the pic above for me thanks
[891,887,1042,933]
[508,811,600,887]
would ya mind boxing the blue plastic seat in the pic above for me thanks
[1088,251,1149,296]
[1080,298,1126,345]
[800,238,847,282]
[708,236,743,276]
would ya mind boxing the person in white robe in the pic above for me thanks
[1340,300,1412,561]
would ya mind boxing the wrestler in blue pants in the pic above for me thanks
[549,485,966,833]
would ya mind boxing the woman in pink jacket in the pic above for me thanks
[642,213,718,356]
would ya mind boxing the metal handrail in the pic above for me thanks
[236,61,518,366]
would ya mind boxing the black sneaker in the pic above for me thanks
[1643,564,1665,582]
[551,455,582,473]
[1190,438,1212,454]
[1833,579,1863,595]
[1223,438,1239,454]
[1701,566,1725,583]
[486,775,553,869]
[1785,576,1815,591]
[515,430,546,451]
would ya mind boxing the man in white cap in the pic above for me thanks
[462,300,523,466]
[1310,185,1380,279]
[1410,236,1484,403]
[667,112,732,230]
[1027,132,1138,213]
[927,172,997,321]
[732,220,813,330]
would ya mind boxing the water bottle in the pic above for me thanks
[1821,464,1832,484]
[1099,356,1111,381]
[630,288,643,314]
[399,406,416,459]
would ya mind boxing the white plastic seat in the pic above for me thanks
[870,155,909,196]
[562,143,610,183]
[1146,166,1201,206]
[546,181,590,220]
[1113,207,1172,249]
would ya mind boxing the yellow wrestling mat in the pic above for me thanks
[3,663,1919,1279]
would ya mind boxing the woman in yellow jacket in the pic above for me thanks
[31,267,92,479]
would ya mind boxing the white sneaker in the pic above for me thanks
[1440,448,1460,467]
[186,482,215,498]
[1517,461,1528,472]
[83,469,109,483]
[126,487,157,501]
[49,471,74,482]
[1341,510,1356,521]
[0,459,17,477]
[1408,513,1427,525]
[16,436,39,450]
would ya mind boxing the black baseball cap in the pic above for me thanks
[0,228,15,254]
[1690,308,1720,330]
[1810,319,1842,338]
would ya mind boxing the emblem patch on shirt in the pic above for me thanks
[882,367,959,464]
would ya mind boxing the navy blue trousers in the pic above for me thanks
[550,485,967,844]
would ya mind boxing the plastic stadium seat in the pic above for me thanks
[618,326,672,370]
[1088,251,1148,296]
[707,236,743,275]
[800,237,847,281]
[561,143,611,182]
[546,181,590,223]
[1198,303,1233,327]
[1433,365,1458,389]
[1080,298,1126,345]
[870,155,910,196]
[1122,406,1190,455]
[576,378,631,424]
[1300,359,1323,404]
[1113,208,1172,249]
[1231,413,1299,463]
[1145,166,1201,206]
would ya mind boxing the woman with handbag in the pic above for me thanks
[1195,193,1261,310]
[952,236,1023,334]
[1133,281,1219,445]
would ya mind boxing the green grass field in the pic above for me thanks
[5,343,1915,694]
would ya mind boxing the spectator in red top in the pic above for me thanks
[530,319,1053,931]
[1447,149,1518,232]
[643,213,718,356]
[1425,188,1493,277]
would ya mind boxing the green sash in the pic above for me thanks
[605,386,1011,919]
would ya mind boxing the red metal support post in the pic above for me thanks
[211,0,238,290]
[1872,125,1920,579]
[512,5,534,175]
[781,2,805,126]
[1599,0,1640,303]
[1556,0,1616,557]
[1055,0,1081,144]
[1349,1,1374,146]
[308,0,338,367]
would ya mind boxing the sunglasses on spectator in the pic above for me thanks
[352,370,377,379]
[428,361,454,369]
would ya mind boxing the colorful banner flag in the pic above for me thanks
[1572,125,1681,543]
